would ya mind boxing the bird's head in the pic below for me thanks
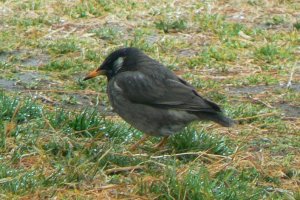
[83,47,143,81]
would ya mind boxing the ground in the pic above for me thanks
[0,0,299,199]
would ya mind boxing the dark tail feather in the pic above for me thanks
[213,113,235,127]
[193,112,235,127]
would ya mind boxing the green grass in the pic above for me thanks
[139,167,269,200]
[44,59,84,71]
[90,27,121,41]
[0,0,299,199]
[169,128,232,156]
[155,19,188,33]
[294,21,300,30]
[0,93,236,197]
[48,39,80,55]
[254,44,291,63]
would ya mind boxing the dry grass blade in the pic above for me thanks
[105,166,145,175]
[237,112,279,122]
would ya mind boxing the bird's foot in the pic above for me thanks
[154,136,169,149]
[129,135,150,151]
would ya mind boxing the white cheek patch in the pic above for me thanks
[113,57,124,73]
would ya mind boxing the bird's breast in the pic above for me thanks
[107,79,127,111]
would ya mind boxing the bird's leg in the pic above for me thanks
[154,136,169,149]
[129,135,150,151]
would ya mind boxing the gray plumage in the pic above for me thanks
[91,47,235,137]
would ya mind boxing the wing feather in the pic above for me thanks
[115,71,221,113]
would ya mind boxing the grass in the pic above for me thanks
[0,0,299,199]
[44,59,85,71]
[48,39,80,55]
[155,19,188,33]
[138,167,268,200]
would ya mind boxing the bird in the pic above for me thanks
[83,47,234,150]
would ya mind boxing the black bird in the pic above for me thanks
[84,47,234,150]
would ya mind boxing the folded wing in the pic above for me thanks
[115,71,221,113]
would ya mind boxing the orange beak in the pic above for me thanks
[83,69,106,80]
